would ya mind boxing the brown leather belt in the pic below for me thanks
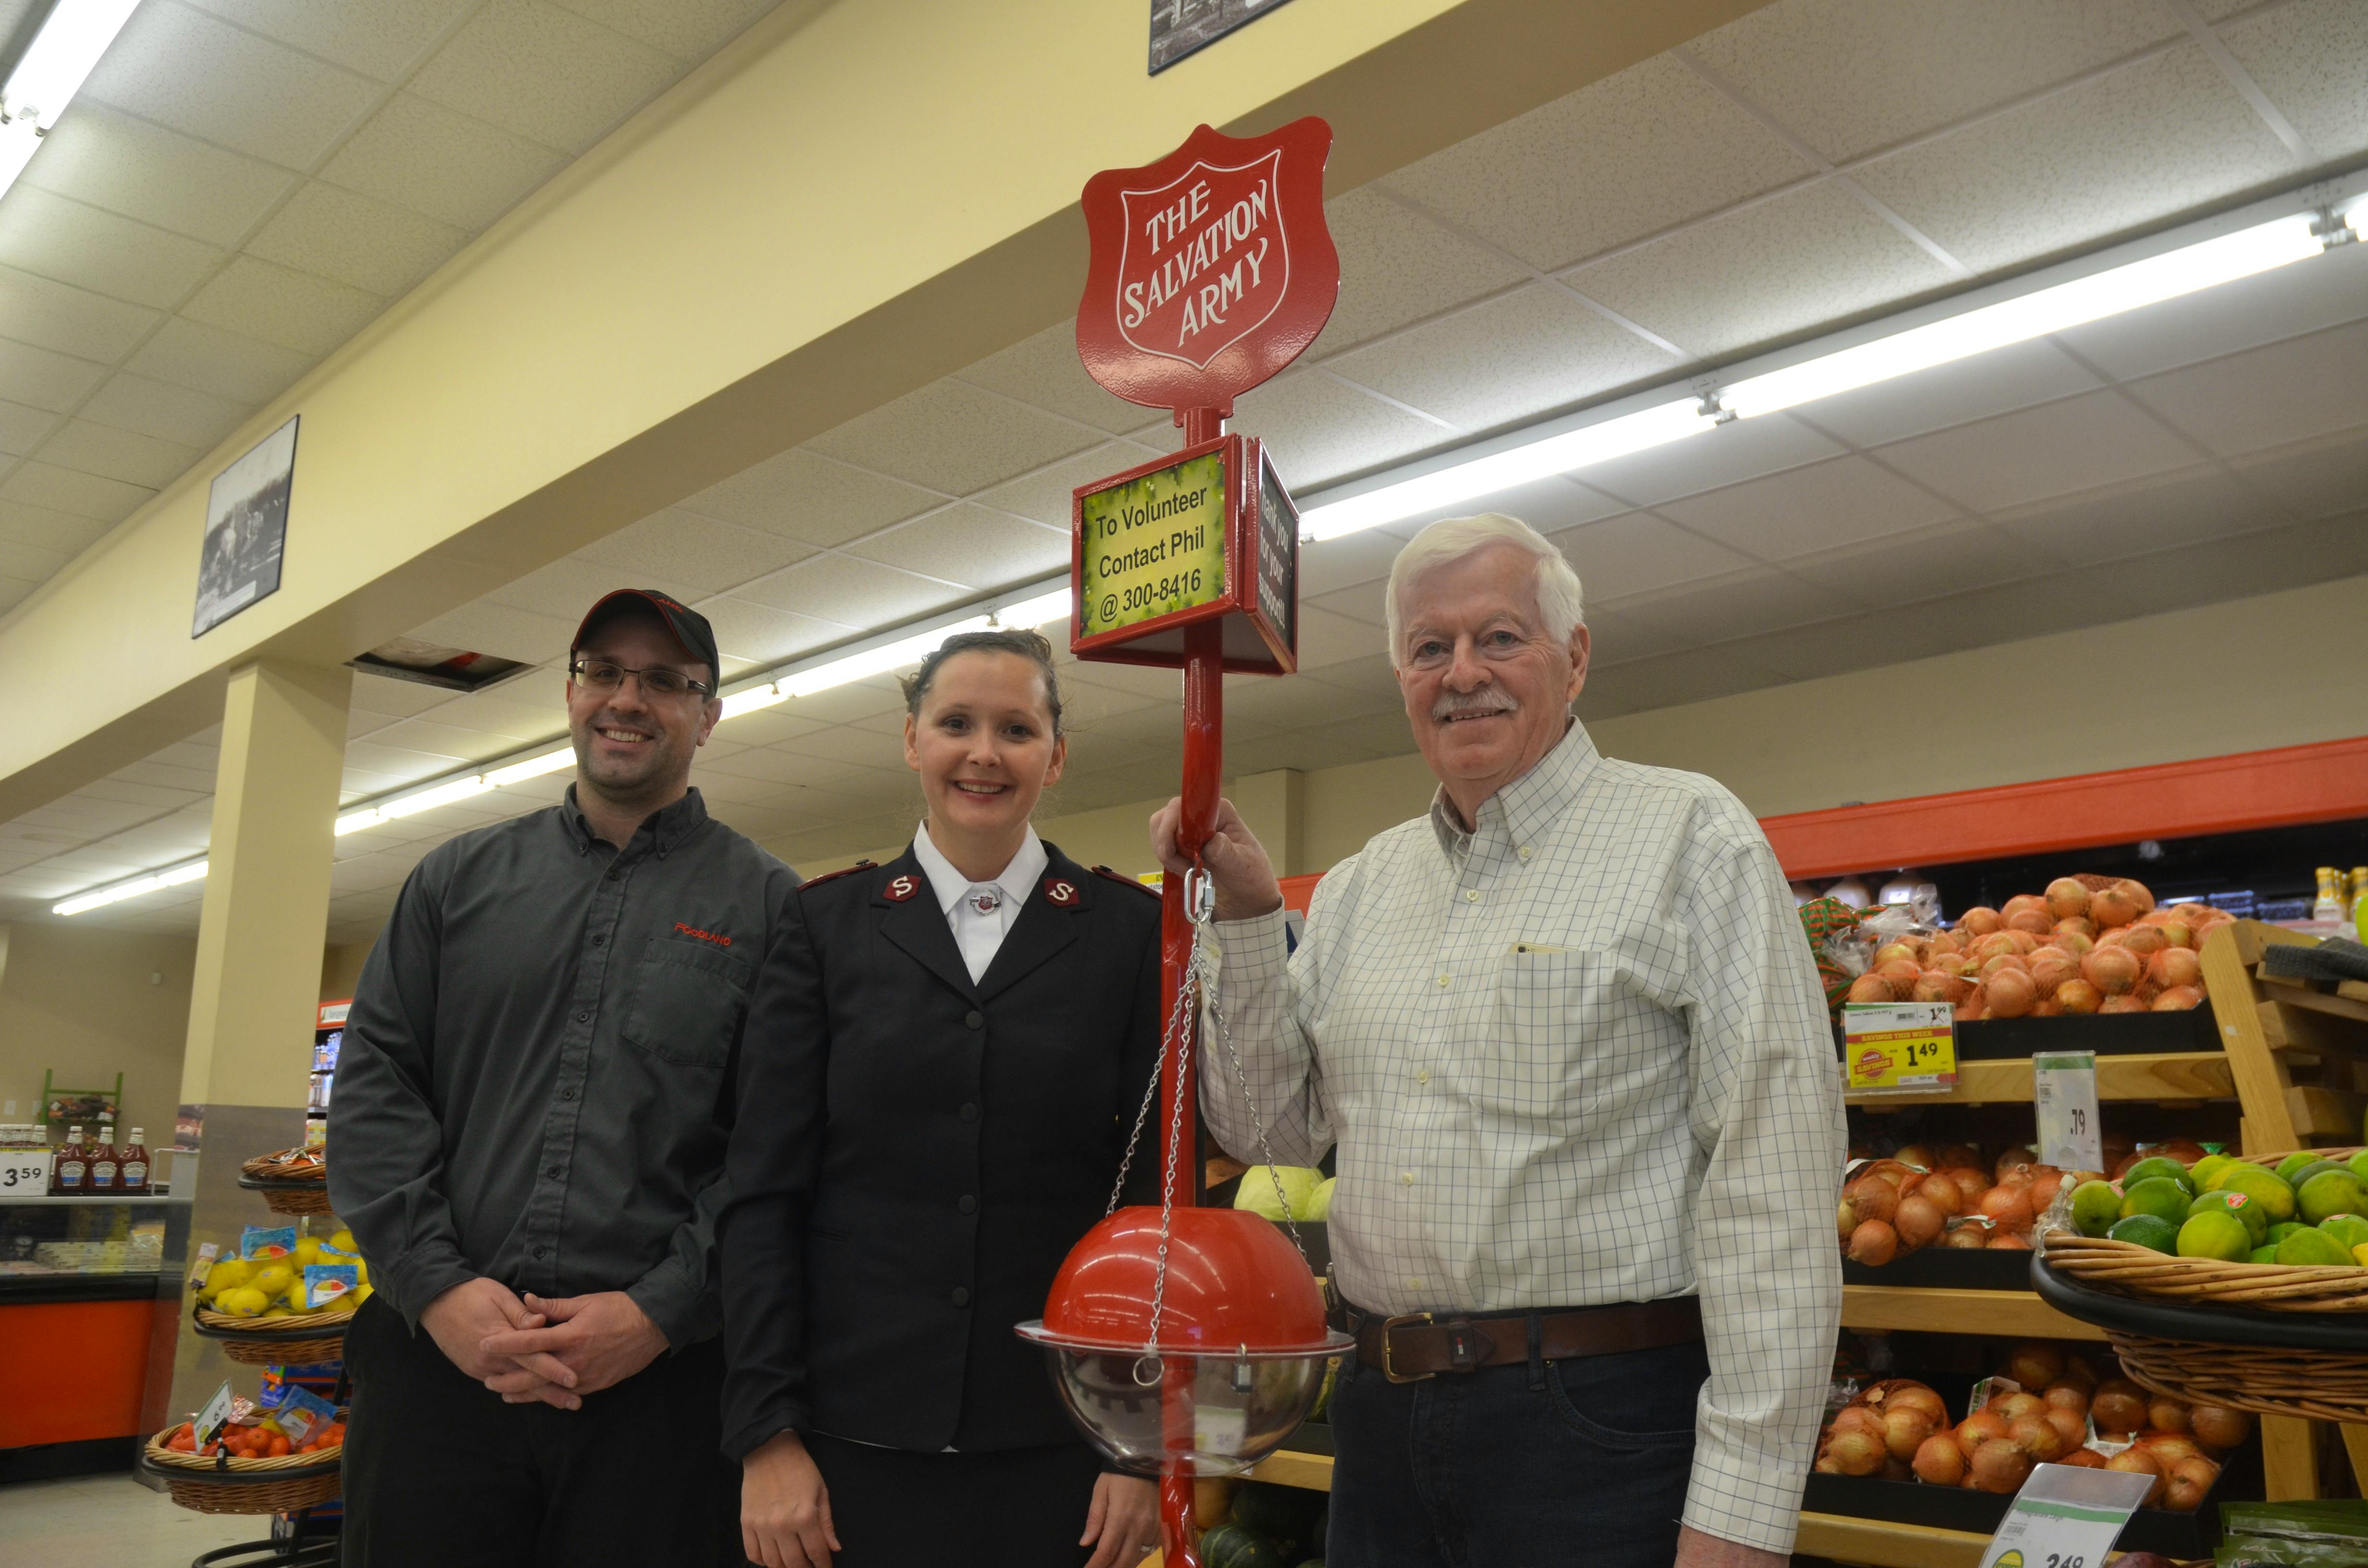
[1344,1298,1703,1383]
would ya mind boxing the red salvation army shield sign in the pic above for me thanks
[1077,119,1337,416]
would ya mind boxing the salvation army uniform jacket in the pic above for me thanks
[717,840,1163,1461]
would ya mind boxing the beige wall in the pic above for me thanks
[774,572,2368,879]
[0,924,197,1146]
[320,944,372,1006]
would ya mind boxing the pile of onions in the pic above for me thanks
[1839,1146,2097,1266]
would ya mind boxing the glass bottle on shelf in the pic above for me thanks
[119,1129,149,1195]
[2315,867,2346,924]
[90,1115,119,1191]
[53,1126,87,1195]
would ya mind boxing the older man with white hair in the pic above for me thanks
[1152,514,1844,1568]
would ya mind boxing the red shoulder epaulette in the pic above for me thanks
[1091,865,1160,898]
[797,859,877,893]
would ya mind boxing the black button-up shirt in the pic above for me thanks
[328,786,796,1347]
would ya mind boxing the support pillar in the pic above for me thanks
[161,658,351,1423]
[1230,769,1306,878]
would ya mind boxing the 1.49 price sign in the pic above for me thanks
[1843,1001,1957,1093]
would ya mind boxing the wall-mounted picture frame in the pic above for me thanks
[192,415,298,638]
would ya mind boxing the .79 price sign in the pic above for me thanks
[1842,1001,1957,1093]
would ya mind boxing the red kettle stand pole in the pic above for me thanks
[1157,404,1227,1568]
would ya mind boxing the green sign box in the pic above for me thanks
[1078,449,1228,641]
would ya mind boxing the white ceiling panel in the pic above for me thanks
[843,504,1066,589]
[177,0,479,80]
[694,596,850,670]
[731,552,952,626]
[407,0,681,156]
[319,93,570,232]
[0,264,157,362]
[1790,339,2105,450]
[1302,187,1531,358]
[1568,181,1957,359]
[123,316,311,403]
[1227,370,1447,491]
[2224,424,2368,521]
[0,536,68,581]
[682,449,941,548]
[1875,390,2207,514]
[36,419,201,489]
[0,337,108,411]
[1327,281,1680,434]
[1545,512,1762,600]
[1786,516,2052,607]
[1591,644,1793,711]
[2219,0,2368,159]
[548,0,781,60]
[405,600,578,664]
[1655,453,1961,560]
[2120,317,2368,459]
[2055,231,2368,382]
[480,554,704,624]
[0,185,224,309]
[971,443,1159,531]
[955,324,1160,438]
[75,372,250,449]
[1686,0,2181,164]
[1988,463,2286,566]
[572,508,814,593]
[244,182,471,298]
[0,400,61,457]
[1379,53,1811,273]
[801,380,1104,499]
[1608,565,1864,644]
[180,255,385,358]
[81,2,382,168]
[22,100,296,248]
[1850,45,2295,276]
[0,459,151,522]
[1580,408,1845,508]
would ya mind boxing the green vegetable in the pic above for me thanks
[1200,1524,1288,1568]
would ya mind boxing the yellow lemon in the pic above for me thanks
[200,1258,253,1299]
[294,1237,323,1266]
[327,1230,357,1256]
[249,1264,294,1299]
[216,1286,269,1317]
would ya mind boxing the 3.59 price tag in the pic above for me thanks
[1977,1461,2154,1568]
[0,1149,51,1194]
[1843,1001,1957,1093]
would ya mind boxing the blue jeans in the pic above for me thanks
[1326,1322,1708,1568]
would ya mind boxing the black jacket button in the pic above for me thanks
[958,1194,977,1214]
[964,1010,983,1029]
[960,1103,979,1122]
[950,1287,970,1307]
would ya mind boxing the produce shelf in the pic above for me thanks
[1794,1510,1992,1567]
[1840,1284,2104,1342]
[1243,1448,1332,1492]
[1842,1050,2235,1107]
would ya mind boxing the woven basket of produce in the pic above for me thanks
[191,1300,353,1367]
[2038,1234,2368,1312]
[143,1431,344,1514]
[238,1147,330,1216]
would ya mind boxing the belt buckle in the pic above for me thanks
[1381,1312,1434,1383]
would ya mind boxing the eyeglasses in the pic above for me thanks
[569,658,714,700]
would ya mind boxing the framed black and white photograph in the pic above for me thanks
[192,415,298,638]
[1148,0,1296,74]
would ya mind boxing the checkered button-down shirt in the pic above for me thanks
[1205,722,1845,1554]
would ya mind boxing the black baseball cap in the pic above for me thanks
[572,589,721,689]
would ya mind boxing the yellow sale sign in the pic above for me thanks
[1843,1001,1957,1092]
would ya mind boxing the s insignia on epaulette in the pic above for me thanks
[882,872,923,903]
[1043,877,1080,907]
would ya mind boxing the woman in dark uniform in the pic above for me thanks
[722,629,1163,1568]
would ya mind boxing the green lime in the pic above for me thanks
[2302,1171,2368,1225]
[2121,1177,2195,1225]
[2178,1210,2254,1261]
[2293,1160,2351,1193]
[2220,1166,2299,1224]
[2269,1221,2309,1245]
[2109,1214,2181,1254]
[2190,1154,2237,1192]
[2348,1151,2368,1186]
[2188,1188,2269,1245]
[2274,1227,2357,1267]
[2276,1151,2324,1186]
[2320,1214,2368,1252]
[2251,1244,2281,1263]
[2070,1180,2124,1237]
[2123,1157,2197,1196]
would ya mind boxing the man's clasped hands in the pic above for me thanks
[420,1276,671,1410]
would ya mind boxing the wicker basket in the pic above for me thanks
[235,1172,333,1217]
[2039,1233,2368,1312]
[143,1434,342,1514]
[192,1300,353,1366]
[2105,1334,2368,1424]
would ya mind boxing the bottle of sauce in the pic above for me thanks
[118,1130,150,1195]
[2316,867,2346,924]
[53,1126,87,1195]
[90,1116,119,1191]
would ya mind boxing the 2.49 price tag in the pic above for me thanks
[1843,1001,1957,1093]
[1977,1460,2154,1568]
[0,1149,51,1194]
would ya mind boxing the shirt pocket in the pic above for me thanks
[621,935,751,1067]
[1482,944,1675,1123]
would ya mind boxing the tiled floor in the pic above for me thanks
[0,1472,271,1568]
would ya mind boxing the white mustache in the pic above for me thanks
[1432,690,1517,722]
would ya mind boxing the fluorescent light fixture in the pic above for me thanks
[54,857,205,917]
[1300,400,1715,541]
[485,747,575,787]
[335,774,493,835]
[777,584,1073,699]
[1722,214,2323,417]
[996,587,1073,629]
[0,0,143,200]
[719,681,786,719]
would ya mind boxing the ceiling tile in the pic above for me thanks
[2121,317,2368,459]
[1988,462,2288,566]
[0,337,106,412]
[681,448,940,547]
[970,443,1158,530]
[125,316,312,403]
[2056,236,2368,382]
[0,399,60,457]
[1849,45,2294,276]
[1787,339,2104,449]
[768,675,904,725]
[0,499,110,554]
[1326,281,1681,434]
[0,263,158,361]
[1294,603,1390,672]
[0,459,152,523]
[1381,53,1811,273]
[1303,188,1531,358]
[2103,513,2368,620]
[350,671,475,716]
[245,181,470,297]
[844,503,1065,589]
[81,2,382,168]
[23,100,294,250]
[416,686,568,737]
[1294,527,1406,599]
[0,535,68,582]
[802,380,1103,497]
[1656,453,1961,559]
[78,371,250,448]
[1227,371,1449,493]
[1568,180,1958,360]
[731,553,951,626]
[406,600,578,663]
[34,419,201,489]
[1544,513,1761,601]
[1579,409,1844,507]
[574,508,814,593]
[2224,423,2368,520]
[545,0,779,61]
[693,595,850,667]
[1783,517,2051,607]
[2220,0,2368,160]
[320,94,570,232]
[1591,644,1792,712]
[1612,566,1863,644]
[954,322,1155,438]
[178,0,478,79]
[1903,568,2143,652]
[181,255,385,357]
[1876,389,2207,513]
[408,0,681,156]
[1579,602,1702,665]
[478,555,704,624]
[1687,0,2181,164]
[0,186,224,309]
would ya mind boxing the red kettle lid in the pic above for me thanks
[1038,1205,1331,1353]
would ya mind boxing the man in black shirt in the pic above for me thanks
[330,589,794,1567]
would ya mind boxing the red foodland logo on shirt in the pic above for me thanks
[674,922,732,947]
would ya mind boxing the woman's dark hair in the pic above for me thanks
[899,628,1064,736]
